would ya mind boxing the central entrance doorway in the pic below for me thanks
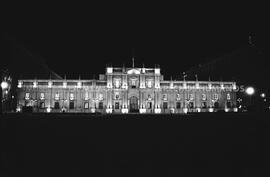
[129,96,139,112]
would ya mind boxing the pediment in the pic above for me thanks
[127,69,140,74]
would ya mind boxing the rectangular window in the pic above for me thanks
[69,101,74,109]
[85,92,89,100]
[176,102,181,109]
[163,102,168,109]
[214,93,218,101]
[70,93,74,100]
[201,102,207,108]
[226,102,232,108]
[40,102,45,108]
[84,102,89,109]
[227,93,231,100]
[98,102,103,109]
[25,93,30,100]
[99,93,103,100]
[162,94,167,101]
[147,102,152,109]
[176,93,181,100]
[202,94,206,101]
[115,102,119,109]
[55,93,60,100]
[189,94,194,100]
[115,93,119,100]
[189,102,194,108]
[40,93,45,100]
[54,102,60,109]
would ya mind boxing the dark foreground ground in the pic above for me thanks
[1,113,269,177]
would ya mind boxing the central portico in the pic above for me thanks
[105,63,162,114]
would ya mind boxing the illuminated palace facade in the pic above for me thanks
[16,65,237,113]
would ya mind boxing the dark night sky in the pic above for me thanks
[2,3,269,79]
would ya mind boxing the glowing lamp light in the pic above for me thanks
[121,108,128,114]
[208,84,212,90]
[1,81,8,89]
[260,93,266,98]
[233,84,237,90]
[46,107,52,113]
[106,108,112,113]
[16,107,21,112]
[183,108,188,114]
[225,108,229,112]
[139,108,146,113]
[209,108,214,112]
[91,108,96,113]
[154,108,161,113]
[196,108,201,112]
[233,108,238,112]
[245,87,255,95]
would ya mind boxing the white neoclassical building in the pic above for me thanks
[16,64,237,113]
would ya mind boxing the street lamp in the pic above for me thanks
[260,93,266,98]
[245,87,255,95]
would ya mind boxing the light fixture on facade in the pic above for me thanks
[221,83,224,90]
[183,108,188,114]
[16,107,21,112]
[209,108,214,112]
[1,81,8,89]
[46,107,51,113]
